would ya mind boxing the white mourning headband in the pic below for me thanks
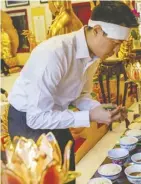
[88,19,131,40]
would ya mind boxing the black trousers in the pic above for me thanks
[7,105,75,184]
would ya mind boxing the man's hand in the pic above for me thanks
[89,105,128,126]
[119,106,128,121]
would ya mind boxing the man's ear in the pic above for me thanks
[92,25,103,35]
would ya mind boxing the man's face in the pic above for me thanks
[90,28,123,60]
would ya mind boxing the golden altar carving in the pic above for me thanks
[22,30,37,52]
[1,11,19,70]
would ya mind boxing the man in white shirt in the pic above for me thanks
[7,2,138,183]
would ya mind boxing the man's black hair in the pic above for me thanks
[90,1,138,28]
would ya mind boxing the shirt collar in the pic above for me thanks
[75,26,91,59]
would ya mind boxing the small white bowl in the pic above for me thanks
[125,129,141,141]
[124,164,141,184]
[98,163,122,181]
[129,123,141,130]
[131,153,141,164]
[108,148,129,166]
[120,136,138,151]
[88,177,112,184]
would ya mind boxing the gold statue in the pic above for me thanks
[47,0,83,39]
[22,30,37,52]
[1,11,20,73]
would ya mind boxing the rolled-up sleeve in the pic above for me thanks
[26,50,90,129]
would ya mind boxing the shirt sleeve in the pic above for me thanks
[26,49,90,129]
[72,61,101,111]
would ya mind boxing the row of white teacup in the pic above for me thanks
[107,133,141,168]
[88,149,141,184]
[88,130,141,184]
[88,163,141,184]
[105,133,141,183]
[88,147,141,184]
[88,151,141,184]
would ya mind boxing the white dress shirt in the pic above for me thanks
[8,27,101,130]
